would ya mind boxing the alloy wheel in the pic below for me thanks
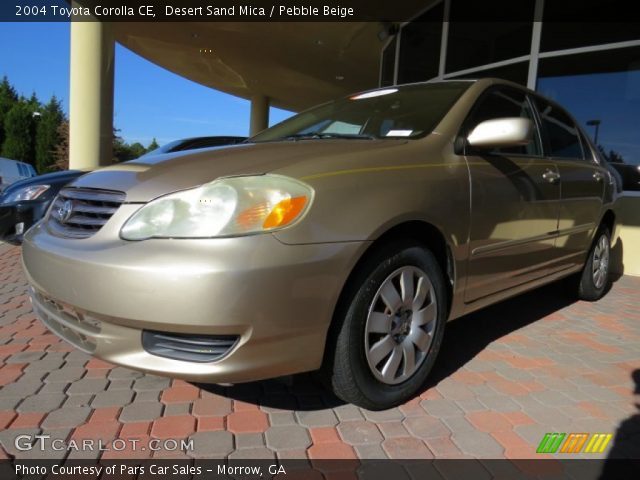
[364,266,437,385]
[592,234,610,289]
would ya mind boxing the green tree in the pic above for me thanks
[147,137,159,153]
[112,130,128,163]
[112,127,151,162]
[1,102,37,164]
[128,142,146,159]
[35,96,64,173]
[597,144,626,164]
[607,150,625,164]
[26,92,40,110]
[52,120,69,170]
[0,76,18,149]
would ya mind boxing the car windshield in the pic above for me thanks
[251,82,471,142]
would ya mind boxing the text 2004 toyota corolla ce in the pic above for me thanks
[22,79,617,409]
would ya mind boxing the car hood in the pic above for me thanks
[69,140,408,202]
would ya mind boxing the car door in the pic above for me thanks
[531,96,606,270]
[462,86,561,302]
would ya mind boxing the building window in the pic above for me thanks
[541,0,640,52]
[541,22,640,53]
[446,0,535,74]
[537,46,640,165]
[397,3,444,84]
[450,61,529,86]
[380,37,397,87]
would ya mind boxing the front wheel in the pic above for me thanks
[325,241,447,410]
[577,227,611,301]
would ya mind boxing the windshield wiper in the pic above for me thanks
[281,132,376,141]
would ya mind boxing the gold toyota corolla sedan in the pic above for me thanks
[22,79,617,409]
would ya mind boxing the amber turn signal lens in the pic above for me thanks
[263,196,307,229]
[235,203,270,229]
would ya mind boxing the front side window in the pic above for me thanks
[251,82,471,142]
[533,98,583,159]
[464,87,542,156]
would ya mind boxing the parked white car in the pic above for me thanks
[0,157,37,191]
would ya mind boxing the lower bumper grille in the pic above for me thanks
[29,289,101,353]
[142,330,239,363]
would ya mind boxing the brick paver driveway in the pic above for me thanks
[1,242,638,460]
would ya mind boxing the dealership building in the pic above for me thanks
[69,0,640,274]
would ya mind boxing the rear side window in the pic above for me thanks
[464,87,541,156]
[533,98,583,159]
[577,130,598,163]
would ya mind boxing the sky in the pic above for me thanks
[0,22,293,147]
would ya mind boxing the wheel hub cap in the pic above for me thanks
[392,310,413,340]
[592,235,609,289]
[364,266,438,385]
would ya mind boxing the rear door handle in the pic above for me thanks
[542,169,560,184]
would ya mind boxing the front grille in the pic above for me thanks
[29,288,101,353]
[142,330,239,363]
[47,188,126,239]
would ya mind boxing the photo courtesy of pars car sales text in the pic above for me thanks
[15,463,287,476]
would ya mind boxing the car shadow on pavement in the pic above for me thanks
[422,280,577,390]
[198,278,610,411]
[196,371,345,410]
[599,369,640,478]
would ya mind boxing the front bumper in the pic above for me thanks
[22,215,365,383]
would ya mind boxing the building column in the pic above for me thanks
[69,19,114,170]
[612,194,640,277]
[249,94,270,136]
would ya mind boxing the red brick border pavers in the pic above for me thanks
[1,242,638,459]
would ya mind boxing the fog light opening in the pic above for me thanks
[142,330,239,363]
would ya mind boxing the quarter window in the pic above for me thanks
[533,98,583,159]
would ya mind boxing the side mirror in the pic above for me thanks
[467,117,533,150]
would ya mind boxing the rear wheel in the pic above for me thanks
[576,227,611,301]
[325,241,446,410]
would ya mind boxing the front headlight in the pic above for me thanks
[120,174,314,240]
[2,185,50,204]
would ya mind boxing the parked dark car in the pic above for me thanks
[1,137,249,245]
[141,136,247,157]
[607,162,640,191]
[0,170,85,244]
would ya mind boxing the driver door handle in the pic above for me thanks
[542,169,560,184]
[593,171,605,182]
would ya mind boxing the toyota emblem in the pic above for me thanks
[57,199,74,223]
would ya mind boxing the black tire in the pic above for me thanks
[576,227,611,301]
[324,240,447,410]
